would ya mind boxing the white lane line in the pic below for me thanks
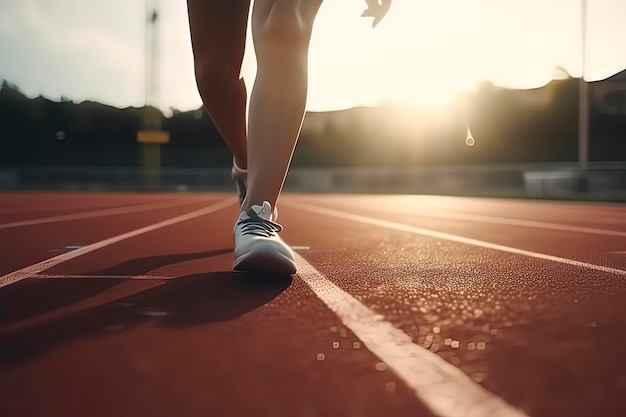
[286,202,626,276]
[295,254,528,417]
[305,202,626,238]
[0,198,236,289]
[32,274,168,280]
[0,199,199,230]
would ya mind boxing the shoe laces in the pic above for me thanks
[238,207,283,237]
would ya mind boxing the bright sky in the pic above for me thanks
[1,0,625,114]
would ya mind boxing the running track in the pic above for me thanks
[1,191,625,417]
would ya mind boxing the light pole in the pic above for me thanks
[578,0,589,173]
[138,0,169,189]
[145,0,159,110]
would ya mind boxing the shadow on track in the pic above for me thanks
[0,249,233,326]
[0,257,292,369]
[87,249,235,276]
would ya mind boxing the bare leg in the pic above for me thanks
[186,0,250,169]
[243,0,324,211]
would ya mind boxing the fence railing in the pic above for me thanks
[0,162,624,201]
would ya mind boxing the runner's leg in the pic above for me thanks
[243,0,324,211]
[187,0,251,169]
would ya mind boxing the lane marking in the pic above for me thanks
[400,209,626,238]
[290,245,311,251]
[32,274,168,280]
[286,202,626,276]
[306,202,626,238]
[0,199,201,230]
[295,254,528,417]
[0,198,236,289]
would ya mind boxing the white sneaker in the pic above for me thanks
[233,201,296,274]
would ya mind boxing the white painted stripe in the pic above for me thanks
[374,207,626,238]
[0,199,198,229]
[295,254,528,417]
[0,198,235,288]
[286,202,626,276]
[32,274,168,280]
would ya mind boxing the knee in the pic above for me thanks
[253,2,319,51]
[194,57,242,94]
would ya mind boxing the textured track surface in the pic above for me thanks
[0,192,624,417]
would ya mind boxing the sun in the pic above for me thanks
[240,0,572,113]
[305,0,488,111]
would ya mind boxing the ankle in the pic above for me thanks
[233,156,247,172]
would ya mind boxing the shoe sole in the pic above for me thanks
[233,245,296,274]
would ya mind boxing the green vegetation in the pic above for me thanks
[1,77,624,168]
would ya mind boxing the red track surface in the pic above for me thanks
[0,191,625,417]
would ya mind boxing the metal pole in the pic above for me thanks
[145,0,158,109]
[578,0,589,172]
[140,0,165,190]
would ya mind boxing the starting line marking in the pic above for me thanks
[295,253,528,417]
[0,198,236,289]
[286,201,626,277]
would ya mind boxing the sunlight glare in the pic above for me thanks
[264,0,584,112]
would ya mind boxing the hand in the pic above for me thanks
[361,0,392,28]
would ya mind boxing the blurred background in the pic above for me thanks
[0,0,624,200]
